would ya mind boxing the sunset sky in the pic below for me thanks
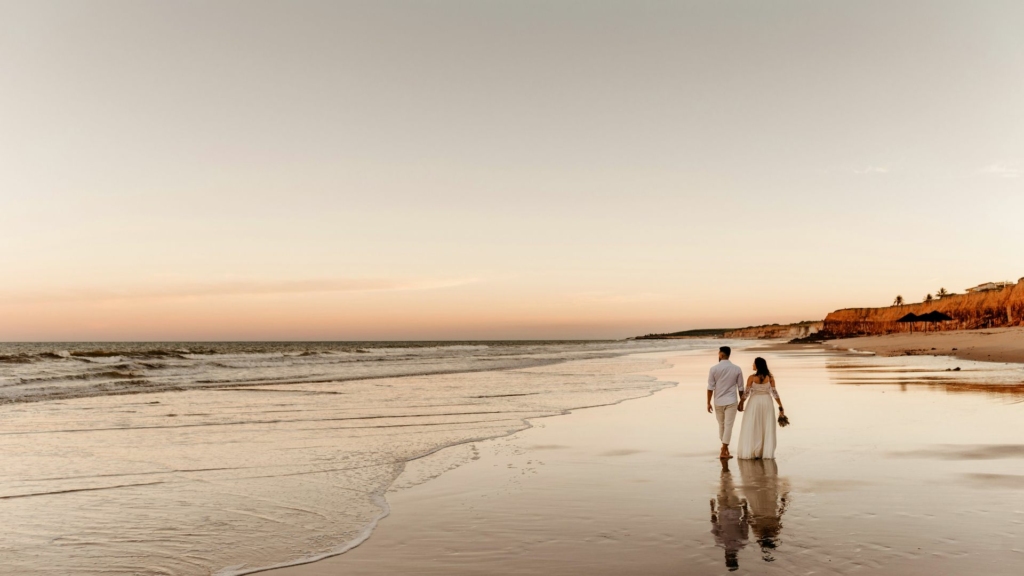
[2,1,1022,340]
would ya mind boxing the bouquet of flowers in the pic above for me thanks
[777,409,790,427]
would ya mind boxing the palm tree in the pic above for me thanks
[925,293,934,302]
[937,287,949,298]
[893,295,904,306]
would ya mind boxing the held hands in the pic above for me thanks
[737,402,744,412]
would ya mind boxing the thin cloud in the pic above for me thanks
[3,277,478,303]
[979,163,1020,178]
[573,291,669,304]
[853,166,889,174]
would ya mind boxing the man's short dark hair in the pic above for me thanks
[719,346,731,358]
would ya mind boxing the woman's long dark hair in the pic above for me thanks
[754,357,772,380]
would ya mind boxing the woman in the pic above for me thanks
[736,357,785,460]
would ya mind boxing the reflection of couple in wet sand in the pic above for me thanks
[706,346,789,568]
[710,458,789,570]
[706,346,786,460]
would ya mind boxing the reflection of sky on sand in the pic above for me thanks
[824,352,1024,398]
[267,346,1024,576]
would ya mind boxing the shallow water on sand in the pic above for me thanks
[266,346,1024,576]
[0,340,699,575]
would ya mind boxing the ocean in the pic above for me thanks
[0,339,702,575]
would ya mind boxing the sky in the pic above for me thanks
[1,1,1022,341]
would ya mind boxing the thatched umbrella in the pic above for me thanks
[896,312,920,333]
[918,310,953,333]
[918,311,953,322]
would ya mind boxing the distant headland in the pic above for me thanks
[633,321,822,340]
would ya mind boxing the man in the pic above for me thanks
[707,346,744,459]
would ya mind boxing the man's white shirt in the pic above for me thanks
[708,359,744,406]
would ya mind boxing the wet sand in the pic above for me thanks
[266,347,1024,575]
[829,327,1024,364]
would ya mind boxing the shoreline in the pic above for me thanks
[239,351,681,576]
[260,349,687,576]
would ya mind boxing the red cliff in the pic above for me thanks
[823,280,1024,337]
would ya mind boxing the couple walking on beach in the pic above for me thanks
[706,346,785,460]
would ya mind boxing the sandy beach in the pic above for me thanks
[7,3,1023,575]
[829,327,1024,364]
[266,345,1024,576]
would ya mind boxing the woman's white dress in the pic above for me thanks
[737,380,777,460]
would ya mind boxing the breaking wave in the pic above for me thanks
[1,340,681,404]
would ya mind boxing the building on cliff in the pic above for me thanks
[823,277,1024,338]
[966,281,1014,294]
